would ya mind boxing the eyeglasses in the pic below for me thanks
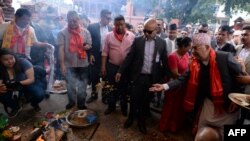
[198,30,207,33]
[143,29,155,34]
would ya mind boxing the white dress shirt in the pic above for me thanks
[100,24,109,51]
[239,47,250,62]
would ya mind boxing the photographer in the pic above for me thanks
[0,49,44,118]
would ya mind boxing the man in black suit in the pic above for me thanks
[215,25,236,55]
[116,19,168,134]
[150,33,247,139]
[87,9,112,103]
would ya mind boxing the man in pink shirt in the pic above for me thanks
[101,15,135,115]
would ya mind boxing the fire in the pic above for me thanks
[36,135,44,141]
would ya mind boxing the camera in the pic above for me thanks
[5,81,23,91]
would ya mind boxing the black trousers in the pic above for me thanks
[106,62,128,112]
[90,52,102,92]
[128,74,152,120]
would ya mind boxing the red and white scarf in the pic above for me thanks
[68,26,86,59]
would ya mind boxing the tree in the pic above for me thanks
[131,0,223,25]
[219,0,250,16]
[162,0,217,25]
[187,0,217,24]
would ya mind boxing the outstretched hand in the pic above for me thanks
[149,84,164,92]
[0,83,7,94]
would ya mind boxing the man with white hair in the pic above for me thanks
[150,33,246,140]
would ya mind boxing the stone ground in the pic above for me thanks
[0,87,194,141]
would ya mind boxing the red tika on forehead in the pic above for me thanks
[192,33,211,46]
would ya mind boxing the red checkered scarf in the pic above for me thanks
[184,49,224,114]
[184,33,224,112]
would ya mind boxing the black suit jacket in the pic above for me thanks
[158,32,167,39]
[118,36,168,83]
[168,51,242,109]
[87,23,112,56]
[218,43,236,56]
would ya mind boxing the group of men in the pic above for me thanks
[1,6,250,140]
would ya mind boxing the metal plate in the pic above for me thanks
[228,93,250,110]
[66,110,97,128]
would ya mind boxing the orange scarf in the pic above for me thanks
[113,28,125,42]
[2,22,32,54]
[12,25,29,54]
[68,26,86,59]
[184,49,224,113]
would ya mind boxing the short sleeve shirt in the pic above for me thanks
[15,58,33,81]
[0,58,33,82]
[56,27,92,68]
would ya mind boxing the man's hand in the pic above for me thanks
[83,44,91,50]
[101,66,106,77]
[235,75,250,84]
[61,64,66,76]
[44,43,54,49]
[0,83,7,94]
[90,55,95,65]
[149,84,164,92]
[246,95,250,102]
[115,73,121,82]
[235,56,246,73]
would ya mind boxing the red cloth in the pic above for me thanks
[159,52,189,132]
[11,25,29,54]
[168,52,189,74]
[113,28,125,42]
[184,49,224,113]
[68,26,86,59]
[160,87,186,132]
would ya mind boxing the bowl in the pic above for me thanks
[66,110,97,128]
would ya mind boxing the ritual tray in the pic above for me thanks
[66,110,97,128]
[229,93,250,110]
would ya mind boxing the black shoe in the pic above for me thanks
[138,121,147,134]
[124,118,133,128]
[86,93,98,103]
[77,105,87,110]
[45,93,50,99]
[121,109,127,117]
[104,109,114,115]
[65,103,75,109]
[33,105,41,112]
[102,97,108,104]
[8,106,22,118]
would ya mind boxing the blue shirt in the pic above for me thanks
[15,58,33,81]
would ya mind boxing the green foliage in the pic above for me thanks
[187,0,217,23]
[219,0,250,16]
[132,0,249,25]
[0,134,7,141]
[161,0,217,24]
[0,114,8,130]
